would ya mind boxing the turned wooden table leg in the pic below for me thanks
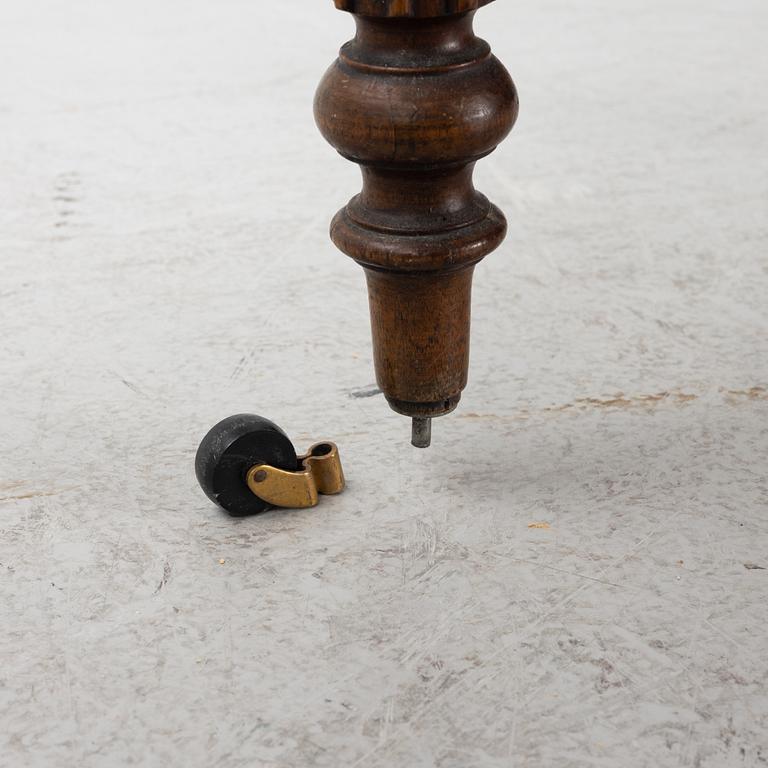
[315,0,518,447]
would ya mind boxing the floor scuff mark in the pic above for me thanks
[0,486,79,503]
[153,560,172,595]
[458,386,768,422]
[347,384,383,399]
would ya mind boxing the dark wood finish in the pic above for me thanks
[333,0,495,17]
[334,0,493,19]
[315,0,518,435]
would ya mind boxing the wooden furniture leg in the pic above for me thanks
[315,0,518,447]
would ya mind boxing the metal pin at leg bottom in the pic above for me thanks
[411,417,432,449]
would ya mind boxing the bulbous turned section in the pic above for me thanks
[315,0,517,444]
[315,14,517,168]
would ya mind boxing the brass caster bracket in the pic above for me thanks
[245,442,345,509]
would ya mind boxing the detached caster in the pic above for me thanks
[195,414,345,517]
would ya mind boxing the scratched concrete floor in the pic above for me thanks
[2,0,768,766]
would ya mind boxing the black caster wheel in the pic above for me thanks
[195,414,299,517]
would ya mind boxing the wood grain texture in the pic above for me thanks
[315,6,517,420]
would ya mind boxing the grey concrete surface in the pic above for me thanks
[2,0,767,766]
